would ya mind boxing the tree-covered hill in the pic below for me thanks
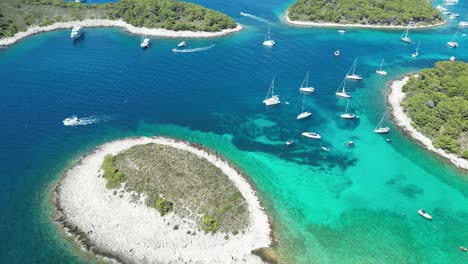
[0,0,237,38]
[288,0,443,26]
[402,62,468,159]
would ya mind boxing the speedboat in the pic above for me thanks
[63,116,80,126]
[334,50,340,57]
[302,132,321,139]
[177,40,186,48]
[286,140,294,146]
[460,246,467,252]
[297,111,312,120]
[346,141,354,147]
[338,30,346,34]
[447,41,459,48]
[386,138,392,143]
[321,146,330,152]
[70,27,83,39]
[417,209,432,220]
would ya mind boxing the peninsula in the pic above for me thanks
[387,62,468,170]
[286,0,444,28]
[54,137,273,263]
[0,0,241,48]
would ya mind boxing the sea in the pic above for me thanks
[0,0,467,263]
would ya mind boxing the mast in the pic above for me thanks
[301,93,306,112]
[379,59,384,71]
[352,59,357,75]
[342,78,347,93]
[344,100,349,114]
[376,113,386,129]
[265,25,270,41]
[265,77,274,100]
[415,41,420,52]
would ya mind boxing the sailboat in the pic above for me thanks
[140,35,150,48]
[263,77,281,106]
[412,41,420,58]
[376,59,388,76]
[401,19,412,43]
[336,77,351,99]
[340,99,359,119]
[346,59,363,80]
[297,93,312,120]
[447,29,459,48]
[374,112,390,133]
[177,40,187,48]
[299,72,315,93]
[263,25,275,47]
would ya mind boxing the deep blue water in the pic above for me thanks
[0,0,467,263]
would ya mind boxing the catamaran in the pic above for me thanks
[401,19,412,43]
[376,59,388,76]
[346,59,363,80]
[417,209,432,220]
[447,30,459,48]
[340,100,359,119]
[412,41,420,58]
[299,72,315,93]
[70,27,83,39]
[263,77,281,106]
[263,25,275,47]
[297,93,312,120]
[336,77,351,99]
[302,132,321,139]
[374,113,390,133]
[140,35,150,48]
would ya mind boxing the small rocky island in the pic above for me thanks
[54,137,272,263]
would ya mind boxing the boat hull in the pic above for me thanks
[346,75,363,80]
[299,87,314,93]
[302,132,321,139]
[336,92,351,99]
[374,127,390,134]
[376,70,388,76]
[297,112,312,120]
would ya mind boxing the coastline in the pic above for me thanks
[284,11,446,29]
[53,136,272,264]
[387,76,468,171]
[0,19,243,49]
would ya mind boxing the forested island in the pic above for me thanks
[401,62,468,160]
[287,0,443,27]
[0,0,237,38]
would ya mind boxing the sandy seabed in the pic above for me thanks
[54,136,271,264]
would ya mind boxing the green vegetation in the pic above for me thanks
[288,0,443,26]
[101,143,249,233]
[401,62,468,158]
[154,197,174,216]
[102,154,127,189]
[0,0,236,38]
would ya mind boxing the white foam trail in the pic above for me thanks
[63,115,111,126]
[172,44,215,53]
[240,12,270,24]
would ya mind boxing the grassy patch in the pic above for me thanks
[102,154,127,189]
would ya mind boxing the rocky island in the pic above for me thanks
[54,137,272,263]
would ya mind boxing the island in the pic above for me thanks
[286,0,444,28]
[0,0,241,48]
[53,137,276,263]
[387,61,468,170]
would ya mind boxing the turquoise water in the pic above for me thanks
[1,0,467,263]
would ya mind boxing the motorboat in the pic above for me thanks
[302,132,321,139]
[140,35,150,48]
[63,116,80,126]
[177,40,186,48]
[417,209,432,220]
[346,141,354,147]
[334,50,340,57]
[321,147,330,152]
[286,140,294,146]
[70,27,83,39]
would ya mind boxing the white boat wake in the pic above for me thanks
[172,44,215,53]
[240,12,270,24]
[63,115,111,126]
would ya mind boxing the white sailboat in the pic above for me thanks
[297,93,312,120]
[299,72,315,93]
[263,77,281,106]
[447,29,459,48]
[401,19,412,43]
[376,59,388,76]
[302,132,321,139]
[412,41,420,58]
[346,59,363,80]
[336,77,351,99]
[340,100,359,119]
[374,112,390,133]
[140,35,150,48]
[263,25,275,47]
[177,40,187,48]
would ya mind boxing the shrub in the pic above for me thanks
[154,197,174,216]
[201,213,219,233]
